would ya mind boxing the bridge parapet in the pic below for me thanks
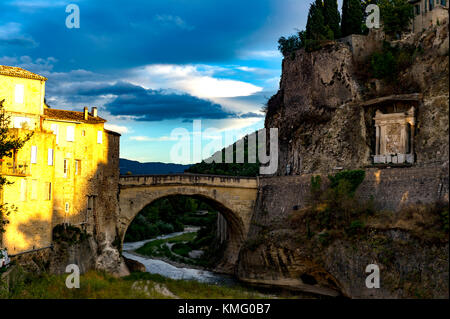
[119,174,258,189]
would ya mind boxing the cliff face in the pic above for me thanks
[237,172,448,298]
[265,22,449,175]
[238,21,449,298]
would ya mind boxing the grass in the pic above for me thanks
[4,270,152,299]
[2,269,270,299]
[124,272,269,299]
[135,232,199,265]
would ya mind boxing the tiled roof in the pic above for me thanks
[0,65,47,81]
[44,108,106,124]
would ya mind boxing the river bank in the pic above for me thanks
[122,227,237,286]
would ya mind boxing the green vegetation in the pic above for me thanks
[341,0,363,37]
[290,170,372,245]
[328,169,366,195]
[378,0,414,36]
[369,41,422,81]
[277,0,415,57]
[136,223,226,268]
[1,269,267,299]
[0,100,32,236]
[278,0,341,55]
[186,134,259,177]
[324,0,342,39]
[125,195,226,268]
[125,196,215,242]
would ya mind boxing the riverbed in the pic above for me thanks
[122,227,237,286]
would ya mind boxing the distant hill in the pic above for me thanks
[120,159,191,175]
[186,131,260,177]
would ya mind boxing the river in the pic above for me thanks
[122,227,237,286]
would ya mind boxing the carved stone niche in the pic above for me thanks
[373,107,415,164]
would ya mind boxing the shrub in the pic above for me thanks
[328,169,366,196]
[378,0,414,36]
[369,42,419,82]
[346,220,365,237]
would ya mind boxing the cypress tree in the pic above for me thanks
[305,0,327,41]
[323,0,341,39]
[341,0,363,37]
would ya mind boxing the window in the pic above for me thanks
[20,180,27,202]
[51,124,59,144]
[31,146,37,164]
[82,130,86,137]
[31,180,38,200]
[415,4,421,15]
[64,159,69,178]
[97,131,103,144]
[15,84,24,104]
[429,0,434,10]
[441,0,447,6]
[66,126,75,142]
[48,149,54,166]
[87,195,96,216]
[45,182,52,201]
[75,160,81,175]
[65,202,70,213]
[13,117,31,129]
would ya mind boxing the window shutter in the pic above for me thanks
[31,180,38,200]
[20,180,27,202]
[51,124,59,144]
[15,84,24,104]
[97,131,103,144]
[31,146,37,164]
[67,126,75,142]
[48,149,54,166]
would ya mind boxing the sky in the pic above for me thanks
[0,0,319,164]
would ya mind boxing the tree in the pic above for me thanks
[0,100,32,238]
[306,0,329,41]
[278,34,303,57]
[323,0,341,39]
[378,0,414,36]
[341,0,364,37]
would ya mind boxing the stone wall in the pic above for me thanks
[237,166,449,298]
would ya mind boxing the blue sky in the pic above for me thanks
[0,0,319,163]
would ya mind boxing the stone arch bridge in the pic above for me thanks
[117,174,258,273]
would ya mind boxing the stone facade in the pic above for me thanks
[410,0,449,33]
[0,65,121,274]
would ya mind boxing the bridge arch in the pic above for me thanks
[117,174,258,274]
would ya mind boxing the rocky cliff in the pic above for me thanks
[265,22,448,175]
[238,20,449,298]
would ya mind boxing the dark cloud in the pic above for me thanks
[77,81,238,121]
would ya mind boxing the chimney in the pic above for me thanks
[92,107,98,117]
[83,107,88,120]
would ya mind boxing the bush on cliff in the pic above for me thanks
[277,0,341,57]
[291,170,372,245]
[369,42,422,81]
[378,0,414,36]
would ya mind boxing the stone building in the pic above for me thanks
[0,65,120,256]
[362,94,421,165]
[409,0,449,33]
